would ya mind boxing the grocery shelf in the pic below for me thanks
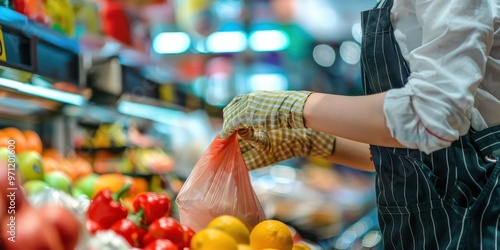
[0,6,83,86]
[121,64,160,99]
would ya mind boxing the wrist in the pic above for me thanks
[303,92,322,128]
[288,90,313,128]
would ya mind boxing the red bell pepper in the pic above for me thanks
[110,218,147,248]
[86,182,131,229]
[86,219,104,235]
[142,217,186,248]
[133,192,172,225]
[181,224,195,247]
[143,239,179,250]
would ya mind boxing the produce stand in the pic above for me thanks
[0,1,382,249]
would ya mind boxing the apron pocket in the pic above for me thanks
[377,199,468,249]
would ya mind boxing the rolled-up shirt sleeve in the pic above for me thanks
[384,0,493,154]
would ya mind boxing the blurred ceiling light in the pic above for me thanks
[351,22,362,44]
[213,0,243,20]
[313,44,336,67]
[204,73,233,107]
[192,76,207,98]
[293,0,341,41]
[0,78,85,106]
[248,73,288,92]
[249,30,289,52]
[206,31,247,53]
[339,41,361,65]
[117,101,186,126]
[193,39,209,53]
[152,32,191,54]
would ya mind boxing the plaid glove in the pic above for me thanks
[238,128,336,170]
[220,90,312,139]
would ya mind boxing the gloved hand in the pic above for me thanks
[220,90,313,139]
[238,128,336,170]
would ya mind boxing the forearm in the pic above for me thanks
[326,137,375,172]
[303,92,405,148]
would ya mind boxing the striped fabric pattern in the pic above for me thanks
[360,0,500,249]
[237,128,336,170]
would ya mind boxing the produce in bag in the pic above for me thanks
[176,133,266,232]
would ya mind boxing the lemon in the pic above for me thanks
[292,243,312,250]
[191,228,238,250]
[207,215,250,244]
[249,220,294,250]
[237,244,253,250]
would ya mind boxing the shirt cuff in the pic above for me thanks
[383,87,458,154]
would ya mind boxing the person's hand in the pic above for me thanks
[238,128,336,170]
[220,90,312,139]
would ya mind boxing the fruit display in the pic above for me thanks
[0,127,42,154]
[0,161,82,250]
[77,122,175,175]
[85,184,194,249]
[0,125,369,249]
[190,215,313,250]
[80,122,128,149]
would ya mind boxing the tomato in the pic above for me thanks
[143,239,179,250]
[181,224,195,246]
[143,217,186,248]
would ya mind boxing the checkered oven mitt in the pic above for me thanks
[220,90,313,139]
[237,128,336,170]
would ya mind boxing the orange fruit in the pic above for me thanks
[207,215,250,244]
[24,130,43,154]
[129,177,149,199]
[249,220,293,250]
[42,156,61,173]
[43,148,64,161]
[191,228,238,250]
[292,243,312,250]
[0,130,8,147]
[66,156,93,181]
[58,160,79,181]
[3,127,27,153]
[93,173,131,195]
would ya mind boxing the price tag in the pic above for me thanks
[160,84,176,104]
[0,26,6,61]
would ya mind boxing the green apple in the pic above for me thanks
[0,147,17,165]
[0,147,10,163]
[17,150,44,183]
[44,171,72,193]
[23,180,50,196]
[74,173,99,198]
[71,187,88,199]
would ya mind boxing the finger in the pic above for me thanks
[237,134,255,154]
[219,130,234,139]
[241,147,275,170]
[239,128,270,150]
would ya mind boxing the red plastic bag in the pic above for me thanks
[175,133,266,232]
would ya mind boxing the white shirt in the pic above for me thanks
[383,0,500,154]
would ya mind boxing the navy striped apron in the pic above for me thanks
[360,0,500,249]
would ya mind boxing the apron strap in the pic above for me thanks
[375,0,394,9]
